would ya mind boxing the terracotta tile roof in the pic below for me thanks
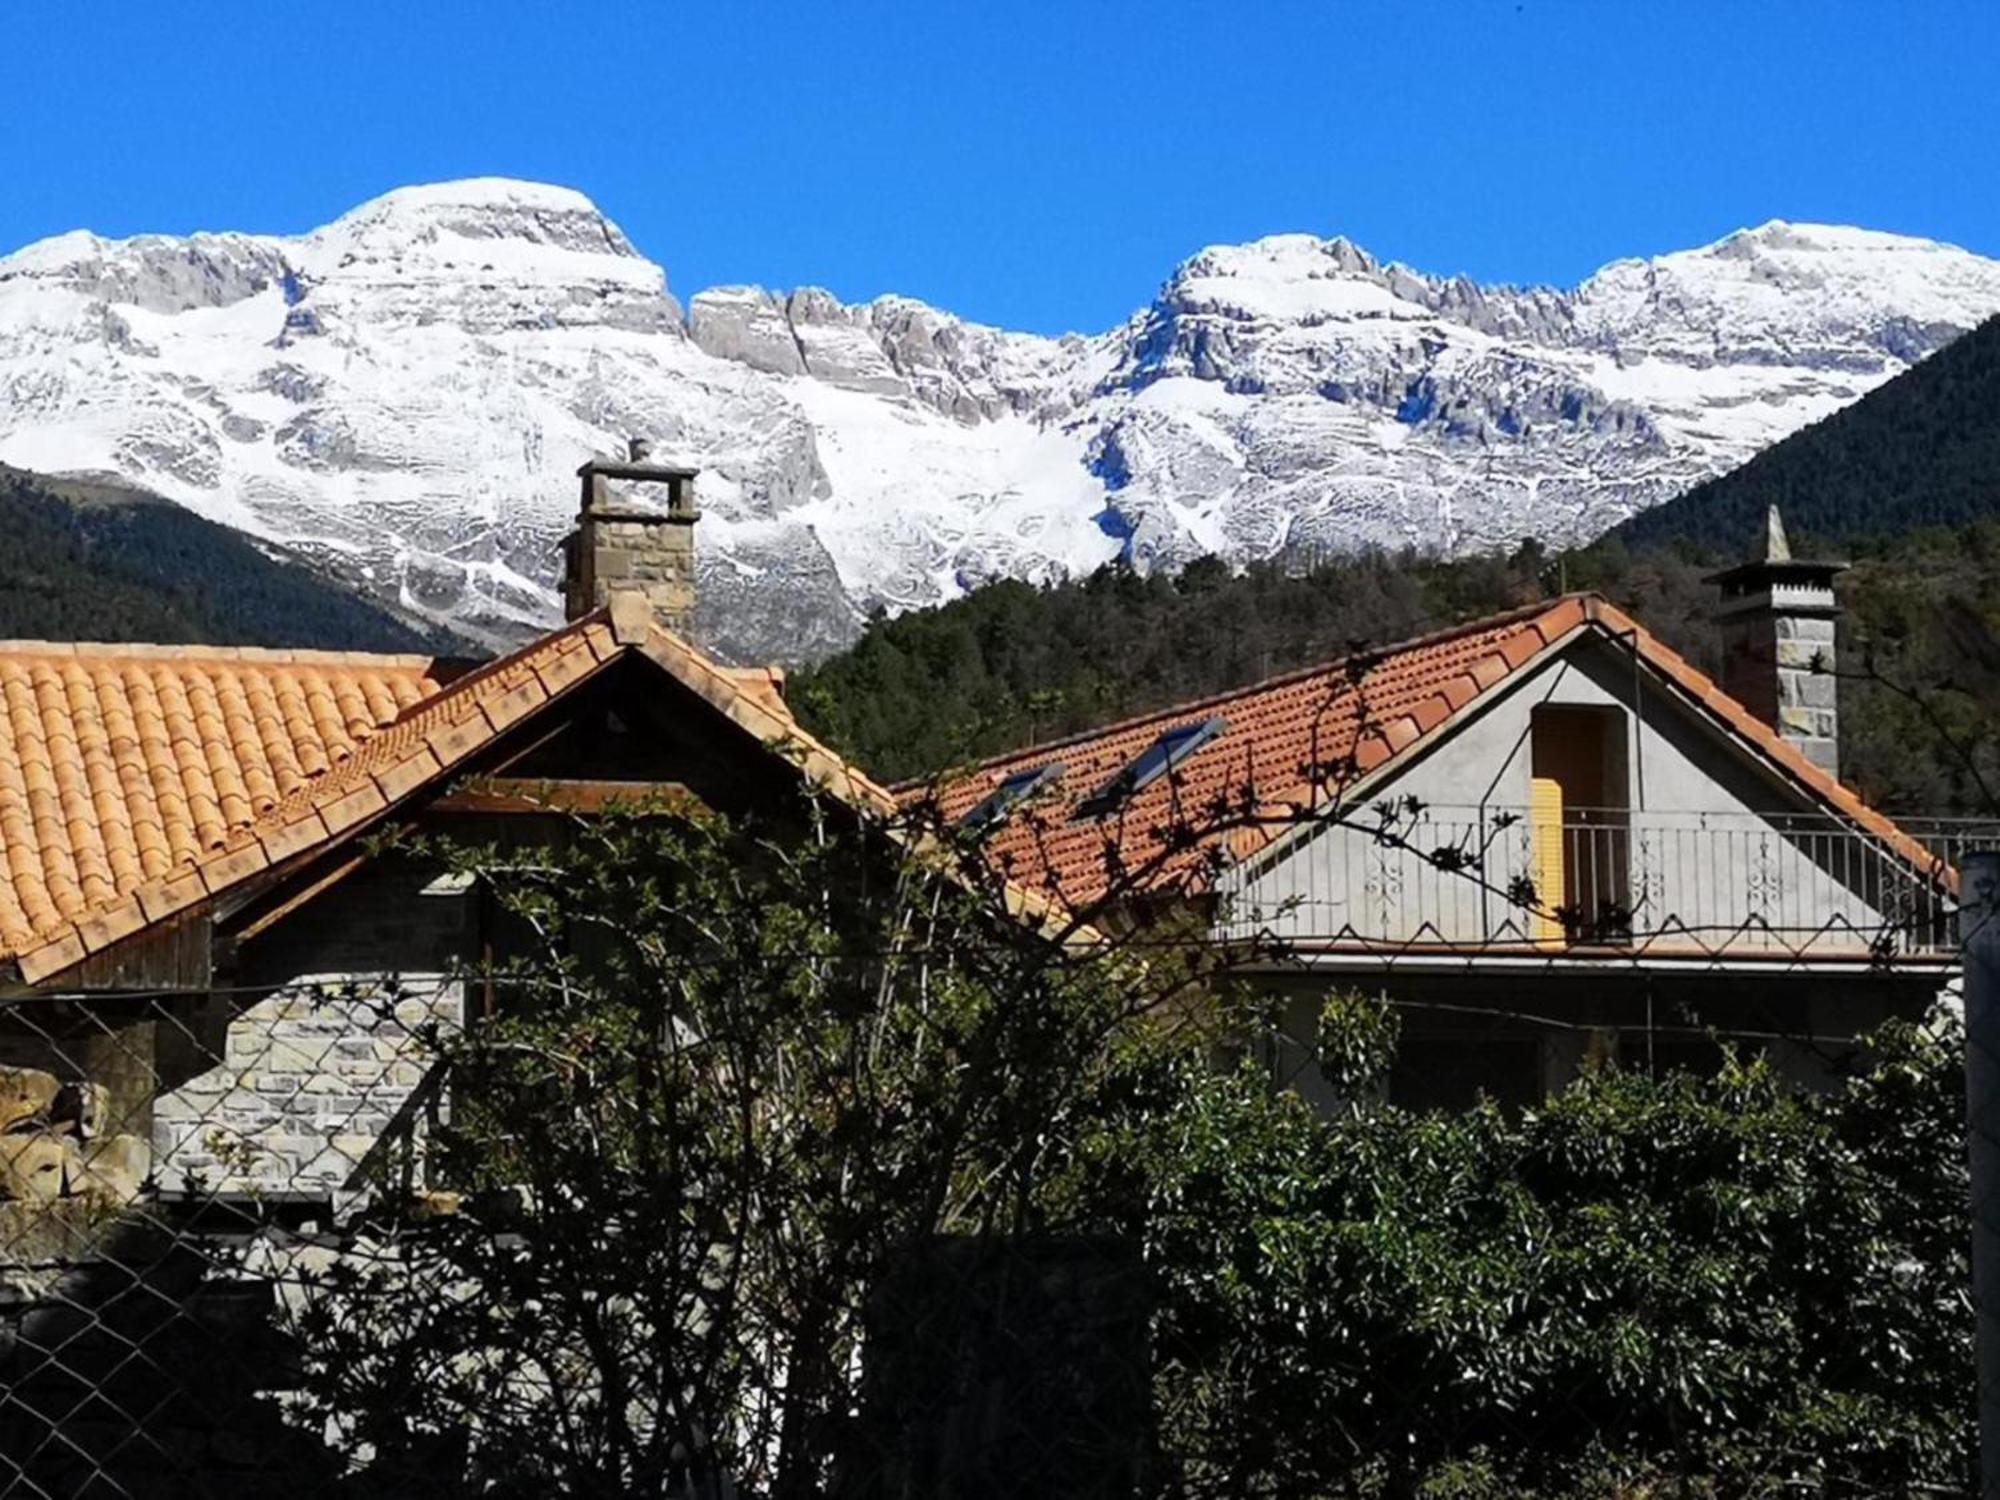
[2,594,934,986]
[0,642,447,960]
[909,594,1949,912]
[5,617,639,982]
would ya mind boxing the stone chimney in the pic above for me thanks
[1707,505,1847,776]
[562,439,700,634]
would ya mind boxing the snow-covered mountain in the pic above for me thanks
[3,178,1997,662]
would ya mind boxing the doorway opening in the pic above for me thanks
[1528,706,1631,944]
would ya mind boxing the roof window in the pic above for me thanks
[959,762,1065,833]
[1078,717,1227,817]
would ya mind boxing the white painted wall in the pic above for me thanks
[1222,635,1944,958]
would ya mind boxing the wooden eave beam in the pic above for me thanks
[425,777,701,815]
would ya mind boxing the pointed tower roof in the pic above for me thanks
[1761,503,1792,563]
[1705,504,1847,595]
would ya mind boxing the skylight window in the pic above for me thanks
[1078,717,1228,817]
[959,762,1065,833]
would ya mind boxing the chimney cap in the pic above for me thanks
[576,456,700,482]
[577,453,700,524]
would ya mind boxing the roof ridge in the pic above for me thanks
[381,610,608,725]
[914,594,1595,784]
[0,638,447,669]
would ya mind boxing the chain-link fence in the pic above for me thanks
[0,984,427,1496]
[0,952,1978,1499]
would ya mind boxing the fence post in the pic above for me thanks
[1963,851,2000,1497]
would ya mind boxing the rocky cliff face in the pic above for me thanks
[3,179,1997,663]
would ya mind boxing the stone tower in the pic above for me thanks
[1708,505,1846,776]
[562,440,699,634]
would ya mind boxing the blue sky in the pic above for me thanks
[4,2,1994,334]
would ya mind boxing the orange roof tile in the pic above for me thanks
[908,594,1950,913]
[1,607,928,986]
[0,642,446,959]
[3,618,637,981]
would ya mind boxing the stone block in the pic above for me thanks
[54,1079,112,1138]
[0,1198,115,1262]
[72,1133,150,1203]
[0,1065,60,1131]
[168,1075,229,1102]
[1777,670,1838,709]
[0,1133,69,1201]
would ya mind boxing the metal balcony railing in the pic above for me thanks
[1220,805,1997,961]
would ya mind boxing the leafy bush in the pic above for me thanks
[281,801,1972,1496]
[285,792,1206,1496]
[1131,997,1972,1496]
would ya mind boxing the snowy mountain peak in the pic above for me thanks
[1719,219,1956,255]
[282,178,677,343]
[331,177,612,221]
[1175,233,1382,283]
[306,178,650,270]
[0,225,290,316]
[2,179,1998,664]
[1573,221,1995,362]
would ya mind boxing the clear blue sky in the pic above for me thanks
[4,1,1994,334]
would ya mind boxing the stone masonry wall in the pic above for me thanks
[1772,613,1838,774]
[570,512,695,632]
[151,978,461,1199]
[1721,612,1839,776]
[152,863,475,1201]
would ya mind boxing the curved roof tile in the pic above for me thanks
[0,643,447,958]
[909,594,1948,914]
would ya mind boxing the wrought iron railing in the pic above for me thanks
[1220,805,1999,960]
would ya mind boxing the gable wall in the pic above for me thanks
[1365,634,1804,820]
[143,658,832,1201]
[1226,634,1918,955]
[500,658,805,814]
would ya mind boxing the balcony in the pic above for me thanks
[1220,804,1990,963]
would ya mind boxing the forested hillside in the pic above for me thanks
[792,524,2000,816]
[796,315,2000,815]
[0,463,470,654]
[1617,312,2000,548]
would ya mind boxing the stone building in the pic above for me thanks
[0,450,995,1493]
[0,452,886,1209]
